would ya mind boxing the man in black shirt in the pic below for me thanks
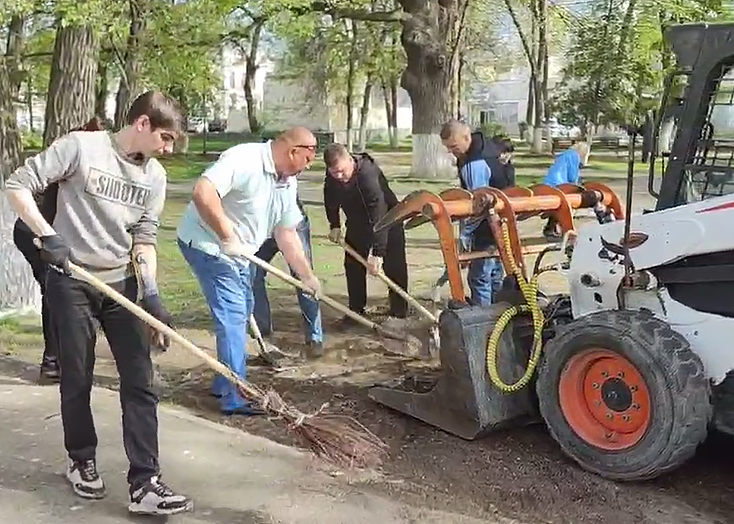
[323,143,408,322]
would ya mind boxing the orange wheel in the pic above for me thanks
[558,348,651,451]
[536,310,712,482]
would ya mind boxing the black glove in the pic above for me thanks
[141,294,173,350]
[39,234,71,274]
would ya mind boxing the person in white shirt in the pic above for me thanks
[176,127,321,416]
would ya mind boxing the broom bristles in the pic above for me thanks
[235,384,388,469]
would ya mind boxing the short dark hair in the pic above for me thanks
[72,116,105,132]
[492,135,514,154]
[126,91,184,134]
[323,142,350,167]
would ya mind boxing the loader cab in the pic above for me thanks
[650,23,734,211]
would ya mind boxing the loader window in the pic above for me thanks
[683,65,734,203]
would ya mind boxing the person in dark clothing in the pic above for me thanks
[12,116,105,382]
[323,143,408,322]
[439,120,516,306]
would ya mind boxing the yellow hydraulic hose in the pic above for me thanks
[485,221,546,393]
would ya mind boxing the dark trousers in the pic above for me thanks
[344,224,408,317]
[46,270,159,488]
[12,220,58,365]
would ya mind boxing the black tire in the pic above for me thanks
[536,309,712,481]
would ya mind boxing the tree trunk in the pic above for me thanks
[0,55,41,316]
[399,10,458,177]
[525,76,534,143]
[382,80,393,144]
[43,25,99,147]
[27,81,34,133]
[358,75,374,151]
[345,20,358,151]
[389,76,398,146]
[532,0,547,153]
[456,53,464,119]
[244,19,265,134]
[114,0,147,129]
[96,57,108,119]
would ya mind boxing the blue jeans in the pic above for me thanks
[252,218,323,343]
[434,257,503,305]
[178,238,253,412]
[434,234,503,306]
[468,256,504,306]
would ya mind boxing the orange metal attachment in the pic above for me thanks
[375,183,625,303]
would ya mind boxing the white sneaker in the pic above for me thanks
[128,475,193,515]
[66,458,106,499]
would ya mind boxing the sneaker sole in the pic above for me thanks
[66,473,106,500]
[128,500,194,515]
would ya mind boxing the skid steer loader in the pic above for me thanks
[368,21,734,482]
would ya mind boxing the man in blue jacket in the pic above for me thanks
[439,120,514,306]
[542,140,589,239]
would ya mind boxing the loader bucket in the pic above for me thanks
[369,301,540,439]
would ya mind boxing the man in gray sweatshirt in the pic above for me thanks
[4,91,192,516]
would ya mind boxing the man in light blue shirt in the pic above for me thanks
[177,127,321,416]
[542,140,589,239]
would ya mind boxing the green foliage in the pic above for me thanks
[140,0,230,117]
[21,129,42,149]
[479,122,507,138]
[55,0,126,30]
[274,0,405,111]
[22,21,55,98]
[551,0,734,129]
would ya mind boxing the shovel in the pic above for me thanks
[230,251,423,358]
[338,240,441,357]
[247,313,290,367]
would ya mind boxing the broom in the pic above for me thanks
[65,261,389,470]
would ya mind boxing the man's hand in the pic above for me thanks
[39,234,71,274]
[221,237,255,261]
[301,274,322,300]
[328,228,342,244]
[141,294,174,350]
[367,254,383,276]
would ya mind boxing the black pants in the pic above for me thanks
[344,224,408,317]
[12,220,58,365]
[46,270,159,488]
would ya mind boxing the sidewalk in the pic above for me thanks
[0,375,514,524]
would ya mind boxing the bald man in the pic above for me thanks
[177,127,321,415]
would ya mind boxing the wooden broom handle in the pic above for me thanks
[67,262,245,388]
[339,239,438,324]
[231,250,413,341]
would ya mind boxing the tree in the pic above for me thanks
[43,23,99,146]
[140,0,229,125]
[550,0,732,134]
[0,11,40,316]
[113,0,150,129]
[315,0,470,177]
